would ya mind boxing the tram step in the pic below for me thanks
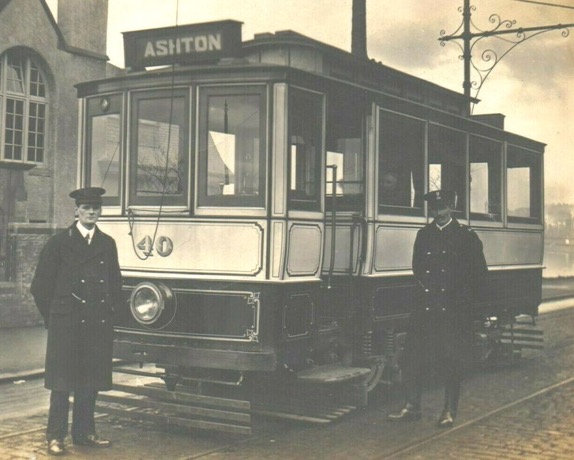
[296,363,372,383]
[95,382,251,435]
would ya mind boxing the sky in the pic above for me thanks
[48,0,574,203]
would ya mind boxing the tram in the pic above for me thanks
[75,20,544,396]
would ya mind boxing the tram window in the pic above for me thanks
[129,90,189,206]
[469,136,502,221]
[86,95,122,204]
[507,145,542,223]
[198,86,266,207]
[428,124,467,216]
[289,88,323,211]
[325,92,364,209]
[378,110,424,216]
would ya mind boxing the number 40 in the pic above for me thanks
[136,235,174,257]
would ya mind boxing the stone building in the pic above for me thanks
[0,0,120,326]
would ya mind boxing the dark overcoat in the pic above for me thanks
[31,223,122,391]
[404,218,488,369]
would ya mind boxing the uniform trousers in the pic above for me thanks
[46,390,98,442]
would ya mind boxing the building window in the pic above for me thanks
[0,51,48,165]
[378,110,425,216]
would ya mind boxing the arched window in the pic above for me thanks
[0,50,48,166]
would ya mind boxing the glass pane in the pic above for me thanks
[428,124,467,215]
[507,146,541,222]
[325,92,364,207]
[206,94,261,197]
[29,61,46,98]
[6,54,25,94]
[289,88,323,210]
[470,136,502,221]
[27,101,46,162]
[4,98,24,160]
[90,114,121,196]
[378,110,425,215]
[134,95,187,202]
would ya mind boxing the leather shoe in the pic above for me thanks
[387,403,422,422]
[437,409,455,428]
[73,434,111,448]
[47,439,66,456]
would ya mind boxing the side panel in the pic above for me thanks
[478,230,543,266]
[285,222,323,278]
[98,220,265,278]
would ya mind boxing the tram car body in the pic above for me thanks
[76,21,544,392]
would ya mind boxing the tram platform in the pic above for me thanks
[1,277,574,384]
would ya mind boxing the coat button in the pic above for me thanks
[426,270,430,274]
[82,300,86,304]
[100,260,105,264]
[441,288,445,292]
[427,251,431,255]
[81,319,86,323]
[100,280,104,284]
[425,307,430,311]
[101,319,106,323]
[425,289,429,292]
[81,279,85,283]
[101,299,105,303]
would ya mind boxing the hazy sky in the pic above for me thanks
[48,0,574,203]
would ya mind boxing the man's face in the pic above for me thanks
[430,203,453,221]
[76,204,101,229]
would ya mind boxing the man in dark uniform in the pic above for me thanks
[31,187,122,456]
[388,189,488,428]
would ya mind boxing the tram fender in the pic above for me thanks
[114,339,277,372]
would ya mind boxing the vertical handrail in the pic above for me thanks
[326,165,338,288]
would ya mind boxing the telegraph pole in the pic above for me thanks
[440,0,574,115]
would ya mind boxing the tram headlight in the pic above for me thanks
[130,282,172,325]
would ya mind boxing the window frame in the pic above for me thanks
[196,84,268,209]
[377,108,426,217]
[0,51,48,167]
[128,87,191,208]
[506,143,543,224]
[85,93,124,207]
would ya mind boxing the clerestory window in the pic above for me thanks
[0,50,48,166]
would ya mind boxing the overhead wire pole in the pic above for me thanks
[440,0,574,116]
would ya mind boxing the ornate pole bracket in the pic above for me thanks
[439,0,574,115]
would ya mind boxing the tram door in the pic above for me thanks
[323,90,368,321]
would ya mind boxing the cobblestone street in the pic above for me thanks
[1,303,574,459]
[393,379,574,459]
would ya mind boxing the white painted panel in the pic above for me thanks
[286,224,322,276]
[271,221,285,279]
[323,225,360,273]
[477,230,543,266]
[373,225,418,271]
[98,220,263,276]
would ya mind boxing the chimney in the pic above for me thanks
[57,0,108,56]
[352,0,368,59]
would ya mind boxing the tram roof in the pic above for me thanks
[75,21,545,150]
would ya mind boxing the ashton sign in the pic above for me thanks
[123,20,243,69]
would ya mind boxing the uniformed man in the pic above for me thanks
[31,187,122,456]
[388,189,488,428]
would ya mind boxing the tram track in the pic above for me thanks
[380,375,574,459]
